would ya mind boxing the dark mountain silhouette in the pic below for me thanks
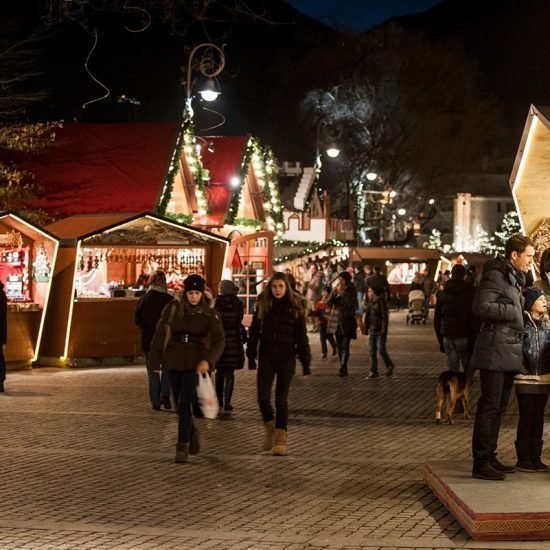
[389,0,550,154]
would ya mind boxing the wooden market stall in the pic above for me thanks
[509,104,550,260]
[0,212,59,367]
[38,212,229,366]
[352,247,441,305]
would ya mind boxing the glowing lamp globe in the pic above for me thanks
[366,172,378,181]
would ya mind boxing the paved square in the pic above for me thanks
[1,311,547,549]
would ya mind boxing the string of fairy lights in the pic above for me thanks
[157,121,209,217]
[274,239,350,264]
[225,137,285,237]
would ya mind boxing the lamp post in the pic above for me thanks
[183,43,226,121]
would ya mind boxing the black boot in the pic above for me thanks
[472,462,506,481]
[189,426,201,456]
[491,454,516,473]
[175,443,189,463]
[0,381,4,393]
[338,366,348,377]
[515,440,536,472]
[531,440,548,472]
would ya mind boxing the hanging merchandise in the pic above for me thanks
[33,243,51,282]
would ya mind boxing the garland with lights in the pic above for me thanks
[232,217,262,228]
[274,239,351,264]
[164,212,194,225]
[157,121,209,217]
[225,138,285,236]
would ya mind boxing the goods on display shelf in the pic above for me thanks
[75,246,206,298]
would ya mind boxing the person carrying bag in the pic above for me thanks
[149,274,225,463]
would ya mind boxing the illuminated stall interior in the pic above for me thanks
[510,104,550,264]
[40,213,228,366]
[0,212,58,366]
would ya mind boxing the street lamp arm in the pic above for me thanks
[185,43,226,100]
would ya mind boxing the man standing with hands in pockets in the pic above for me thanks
[471,235,535,480]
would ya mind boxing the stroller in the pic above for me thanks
[406,289,426,324]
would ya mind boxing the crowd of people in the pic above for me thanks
[2,233,549,475]
[131,259,404,463]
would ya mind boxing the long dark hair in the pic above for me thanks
[540,248,550,276]
[256,272,304,319]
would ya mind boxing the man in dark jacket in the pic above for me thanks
[135,271,173,410]
[434,264,475,375]
[471,235,535,480]
[366,266,390,301]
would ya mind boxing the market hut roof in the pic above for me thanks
[45,212,230,246]
[509,104,550,236]
[23,123,179,218]
[192,135,249,227]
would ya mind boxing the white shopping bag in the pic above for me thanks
[196,373,219,419]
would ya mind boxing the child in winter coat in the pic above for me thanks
[311,286,337,358]
[514,287,550,472]
[363,286,395,378]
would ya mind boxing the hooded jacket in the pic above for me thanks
[470,256,526,373]
[434,278,475,344]
[214,293,245,370]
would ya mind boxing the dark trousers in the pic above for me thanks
[472,370,515,463]
[319,324,336,355]
[215,369,235,407]
[368,332,394,374]
[257,354,295,430]
[168,370,198,444]
[516,392,549,441]
[335,333,351,369]
[143,352,171,408]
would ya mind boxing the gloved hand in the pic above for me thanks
[248,358,257,370]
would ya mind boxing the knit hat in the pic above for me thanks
[339,271,352,284]
[523,287,545,312]
[184,274,205,293]
[219,279,238,295]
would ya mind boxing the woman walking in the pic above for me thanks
[328,272,358,377]
[214,280,245,414]
[247,272,311,456]
[514,287,550,472]
[149,274,225,463]
[534,248,550,307]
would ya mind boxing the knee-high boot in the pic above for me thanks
[531,440,548,471]
[515,440,536,472]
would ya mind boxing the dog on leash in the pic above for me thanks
[435,371,472,425]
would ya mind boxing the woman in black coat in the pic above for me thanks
[247,272,311,456]
[214,280,245,413]
[328,272,358,377]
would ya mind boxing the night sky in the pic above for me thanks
[286,0,443,31]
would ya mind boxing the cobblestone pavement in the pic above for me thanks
[0,311,546,549]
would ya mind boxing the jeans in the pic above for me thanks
[368,332,394,374]
[319,324,336,355]
[472,370,515,463]
[257,354,295,429]
[168,370,199,443]
[215,369,235,408]
[357,292,364,314]
[335,333,351,370]
[516,393,549,441]
[144,351,171,408]
[443,336,471,374]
